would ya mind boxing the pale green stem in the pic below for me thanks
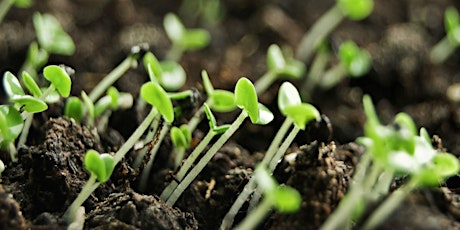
[220,118,293,229]
[138,121,171,192]
[429,36,459,65]
[88,55,138,102]
[296,5,344,62]
[253,71,277,96]
[132,114,161,168]
[187,103,206,133]
[63,174,100,225]
[361,179,418,230]
[234,197,272,230]
[173,147,186,169]
[319,63,348,90]
[165,44,184,62]
[301,47,330,100]
[0,0,14,25]
[7,142,17,162]
[113,108,158,164]
[165,111,248,206]
[160,130,216,201]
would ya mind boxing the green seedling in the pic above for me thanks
[163,13,211,61]
[0,0,33,24]
[64,97,84,122]
[21,13,75,78]
[0,105,24,162]
[160,103,230,201]
[143,51,186,91]
[170,124,192,168]
[164,77,273,206]
[234,165,301,230]
[321,95,460,230]
[319,40,371,89]
[296,0,374,62]
[254,44,305,95]
[179,0,225,26]
[63,149,115,226]
[430,7,460,64]
[221,82,320,229]
[300,42,331,100]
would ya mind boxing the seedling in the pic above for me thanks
[64,97,84,122]
[0,105,24,161]
[234,165,301,230]
[321,95,460,230]
[164,77,273,206]
[254,44,305,94]
[163,13,211,61]
[170,124,192,168]
[319,40,371,89]
[296,0,374,62]
[429,7,460,64]
[179,0,226,26]
[221,82,320,229]
[0,0,33,24]
[143,51,186,91]
[63,149,115,225]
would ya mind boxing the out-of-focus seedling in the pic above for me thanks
[254,44,305,95]
[170,124,192,168]
[163,13,211,61]
[430,7,460,64]
[63,150,115,226]
[164,77,273,206]
[0,105,24,162]
[234,165,301,230]
[0,0,33,25]
[179,0,226,27]
[143,51,186,91]
[296,0,374,62]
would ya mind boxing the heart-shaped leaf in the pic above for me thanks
[10,95,48,113]
[235,77,258,123]
[3,71,25,97]
[278,82,301,115]
[0,105,24,143]
[43,65,72,97]
[84,150,115,183]
[210,90,236,112]
[159,61,186,91]
[141,82,174,123]
[64,97,84,122]
[283,103,320,130]
[22,71,42,97]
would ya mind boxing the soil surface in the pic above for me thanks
[1,0,460,229]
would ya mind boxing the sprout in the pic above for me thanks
[170,124,192,168]
[0,105,24,162]
[64,97,84,122]
[33,12,75,55]
[429,7,460,64]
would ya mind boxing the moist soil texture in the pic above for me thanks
[1,0,460,229]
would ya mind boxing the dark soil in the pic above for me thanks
[1,0,460,229]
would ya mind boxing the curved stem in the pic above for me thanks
[234,197,272,230]
[254,71,277,95]
[132,114,161,168]
[63,174,100,225]
[429,37,458,65]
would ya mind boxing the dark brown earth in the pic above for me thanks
[1,0,460,229]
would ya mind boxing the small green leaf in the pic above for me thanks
[419,128,432,147]
[100,153,115,183]
[81,91,95,119]
[64,97,84,122]
[107,87,120,109]
[267,44,286,71]
[210,90,236,112]
[84,150,114,183]
[94,95,112,117]
[159,61,186,91]
[273,186,302,213]
[10,95,48,113]
[0,105,24,143]
[180,124,192,145]
[171,126,188,148]
[338,41,371,77]
[283,103,320,130]
[204,103,230,134]
[445,7,460,44]
[278,59,306,79]
[164,13,185,43]
[42,88,60,103]
[43,65,72,97]
[201,70,215,95]
[235,77,259,123]
[278,82,301,115]
[3,71,25,97]
[141,82,174,123]
[178,29,211,51]
[143,52,163,82]
[33,13,75,55]
[22,71,42,97]
[337,0,374,21]
[254,165,277,194]
[26,42,49,70]
[254,103,274,125]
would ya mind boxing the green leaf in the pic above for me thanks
[33,13,75,55]
[254,103,274,125]
[64,97,84,122]
[278,59,306,79]
[201,70,214,95]
[278,82,301,115]
[43,65,72,97]
[81,91,95,119]
[0,105,24,143]
[107,87,120,109]
[14,0,33,8]
[267,44,286,71]
[445,7,460,38]
[204,103,230,134]
[141,82,174,123]
[419,127,432,147]
[273,186,302,213]
[338,41,371,77]
[171,126,188,148]
[283,103,320,130]
[414,153,460,187]
[143,52,163,82]
[178,29,211,51]
[209,90,236,112]
[84,150,115,183]
[337,0,374,21]
[10,95,48,113]
[3,71,25,97]
[159,61,186,91]
[235,77,259,123]
[100,154,115,183]
[22,71,42,97]
[180,124,192,145]
[164,13,185,43]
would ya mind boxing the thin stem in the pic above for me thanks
[132,114,161,168]
[165,111,248,206]
[113,108,158,164]
[63,174,100,224]
[165,44,184,62]
[262,118,293,166]
[319,63,348,90]
[296,5,344,63]
[160,130,216,201]
[361,179,418,230]
[0,0,14,25]
[429,36,458,65]
[89,54,138,102]
[138,121,171,192]
[187,104,206,133]
[254,71,277,95]
[234,197,272,230]
[301,47,330,100]
[268,126,301,172]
